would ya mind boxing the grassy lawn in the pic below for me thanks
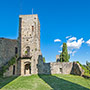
[0,74,90,90]
[84,73,90,77]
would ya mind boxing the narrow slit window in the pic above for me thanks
[13,65,15,75]
[32,26,34,31]
[15,47,18,54]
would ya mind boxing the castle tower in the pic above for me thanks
[18,14,42,76]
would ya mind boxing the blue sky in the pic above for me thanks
[0,0,90,64]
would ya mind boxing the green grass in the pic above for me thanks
[84,73,90,77]
[0,74,90,90]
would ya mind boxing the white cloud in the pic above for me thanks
[58,51,62,53]
[58,36,84,57]
[72,51,77,56]
[60,44,63,48]
[67,37,77,42]
[66,35,71,39]
[86,39,90,46]
[68,50,72,54]
[67,38,84,49]
[68,50,76,56]
[54,39,61,42]
[66,37,84,56]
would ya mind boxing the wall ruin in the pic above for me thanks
[0,38,18,67]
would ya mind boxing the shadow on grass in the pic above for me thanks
[38,74,90,90]
[0,76,18,89]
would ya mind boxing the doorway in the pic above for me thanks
[24,63,31,75]
[13,65,15,75]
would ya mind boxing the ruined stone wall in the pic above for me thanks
[50,62,73,74]
[38,62,84,76]
[0,38,18,67]
[3,63,17,77]
[38,62,73,74]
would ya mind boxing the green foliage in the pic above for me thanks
[60,53,63,62]
[8,57,16,66]
[43,57,45,63]
[60,43,70,62]
[25,51,28,54]
[76,61,90,76]
[35,48,37,51]
[2,65,9,73]
[1,56,17,74]
[15,54,19,58]
[86,61,90,72]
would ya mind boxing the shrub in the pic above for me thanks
[8,57,16,66]
[1,56,17,74]
[2,65,9,73]
[76,61,90,76]
[35,48,37,51]
[60,43,70,62]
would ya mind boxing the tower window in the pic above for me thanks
[34,17,36,19]
[13,65,15,75]
[15,47,18,54]
[26,46,30,57]
[32,26,34,31]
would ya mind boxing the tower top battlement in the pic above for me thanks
[19,14,38,17]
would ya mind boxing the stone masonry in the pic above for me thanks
[18,15,42,76]
[0,14,84,77]
[0,38,17,67]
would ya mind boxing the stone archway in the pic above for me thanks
[24,62,31,75]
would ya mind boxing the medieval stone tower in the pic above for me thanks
[1,14,84,77]
[18,14,42,76]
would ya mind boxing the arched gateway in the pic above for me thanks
[24,62,31,75]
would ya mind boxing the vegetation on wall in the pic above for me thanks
[60,43,70,62]
[43,57,45,63]
[25,51,28,54]
[85,61,90,72]
[76,61,90,76]
[0,55,18,75]
[35,48,37,51]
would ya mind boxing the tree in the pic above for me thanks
[86,61,90,73]
[60,43,70,62]
[43,57,45,63]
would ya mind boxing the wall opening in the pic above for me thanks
[60,68,62,73]
[26,46,30,57]
[24,63,31,75]
[13,65,15,75]
[15,47,18,54]
[32,26,34,31]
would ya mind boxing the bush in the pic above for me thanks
[76,61,90,76]
[8,57,16,66]
[2,65,9,73]
[1,56,17,74]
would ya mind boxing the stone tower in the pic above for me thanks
[18,14,42,76]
